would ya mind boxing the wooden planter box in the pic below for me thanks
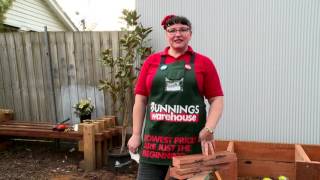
[215,140,320,180]
[296,144,320,179]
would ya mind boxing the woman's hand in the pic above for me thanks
[199,128,215,155]
[127,134,141,153]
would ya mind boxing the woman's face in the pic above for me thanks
[165,24,192,51]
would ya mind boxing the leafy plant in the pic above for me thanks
[0,0,14,32]
[99,9,152,153]
[73,98,95,116]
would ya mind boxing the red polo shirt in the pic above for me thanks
[135,46,223,99]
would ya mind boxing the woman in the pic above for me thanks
[127,14,224,180]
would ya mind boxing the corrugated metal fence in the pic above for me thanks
[136,0,320,144]
[0,31,123,124]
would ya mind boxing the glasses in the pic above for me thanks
[166,28,190,35]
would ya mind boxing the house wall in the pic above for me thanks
[4,0,69,31]
[136,0,320,144]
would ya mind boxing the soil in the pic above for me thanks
[0,139,264,180]
[0,139,138,180]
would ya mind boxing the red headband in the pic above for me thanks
[161,14,175,29]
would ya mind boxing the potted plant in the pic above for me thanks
[73,98,95,123]
[99,9,152,154]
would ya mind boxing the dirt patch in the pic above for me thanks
[0,139,138,180]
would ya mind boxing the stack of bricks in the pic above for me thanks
[169,151,237,180]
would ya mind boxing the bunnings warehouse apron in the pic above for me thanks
[140,53,207,165]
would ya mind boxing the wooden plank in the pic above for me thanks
[13,32,31,121]
[23,32,40,121]
[0,124,53,129]
[3,121,54,126]
[234,141,295,161]
[0,33,14,109]
[296,161,320,180]
[173,152,236,169]
[173,154,216,168]
[238,159,295,179]
[39,32,56,123]
[91,32,105,118]
[56,32,71,121]
[74,32,86,109]
[83,124,96,171]
[171,163,230,177]
[226,141,234,152]
[302,144,320,162]
[219,141,237,180]
[99,32,112,115]
[5,33,23,120]
[0,127,82,140]
[82,32,96,118]
[295,144,311,162]
[0,54,5,107]
[49,32,63,121]
[65,32,78,124]
[31,32,46,122]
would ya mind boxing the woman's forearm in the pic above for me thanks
[205,96,224,131]
[132,95,147,136]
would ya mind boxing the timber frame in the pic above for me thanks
[0,114,121,171]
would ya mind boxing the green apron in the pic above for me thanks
[140,53,207,165]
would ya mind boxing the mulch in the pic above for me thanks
[0,139,137,180]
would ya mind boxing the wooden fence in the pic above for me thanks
[0,31,126,124]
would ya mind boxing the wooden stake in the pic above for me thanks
[83,124,96,171]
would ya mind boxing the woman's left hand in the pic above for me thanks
[199,128,215,155]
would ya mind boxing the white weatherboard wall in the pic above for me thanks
[136,0,320,144]
[4,0,68,31]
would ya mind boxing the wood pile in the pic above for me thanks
[169,151,237,180]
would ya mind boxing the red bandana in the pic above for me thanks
[161,14,175,29]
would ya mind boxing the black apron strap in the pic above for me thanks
[160,55,166,65]
[190,53,195,64]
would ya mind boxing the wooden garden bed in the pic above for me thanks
[215,140,320,180]
[0,116,122,171]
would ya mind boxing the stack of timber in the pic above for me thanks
[169,151,237,180]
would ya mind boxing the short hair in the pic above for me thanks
[163,16,192,30]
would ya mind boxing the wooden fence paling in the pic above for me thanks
[100,32,112,115]
[91,32,105,117]
[82,32,96,119]
[6,33,23,121]
[14,33,31,121]
[40,31,56,122]
[65,32,78,124]
[32,33,47,122]
[0,32,125,123]
[0,34,14,110]
[56,32,71,121]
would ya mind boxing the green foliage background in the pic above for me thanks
[0,0,14,32]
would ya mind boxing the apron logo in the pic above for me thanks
[150,102,199,122]
[165,78,183,92]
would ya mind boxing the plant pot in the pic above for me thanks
[107,147,132,173]
[80,114,91,123]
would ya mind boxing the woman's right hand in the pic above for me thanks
[127,134,141,153]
